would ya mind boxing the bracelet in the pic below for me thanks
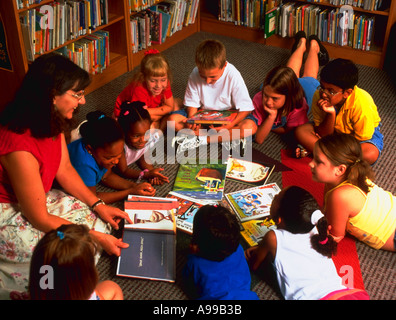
[90,199,105,212]
[137,169,149,183]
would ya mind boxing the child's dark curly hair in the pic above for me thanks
[311,217,338,258]
[79,111,124,149]
[117,101,151,136]
[274,186,337,258]
[192,205,240,262]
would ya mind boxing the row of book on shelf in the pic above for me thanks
[116,154,280,282]
[20,0,109,61]
[274,3,375,50]
[130,0,200,52]
[218,0,377,50]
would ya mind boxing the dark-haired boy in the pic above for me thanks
[295,58,383,164]
[182,205,259,300]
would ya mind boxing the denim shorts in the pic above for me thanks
[298,77,320,113]
[361,123,384,154]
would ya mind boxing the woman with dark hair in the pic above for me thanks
[0,53,131,299]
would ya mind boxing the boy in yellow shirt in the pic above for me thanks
[295,58,383,165]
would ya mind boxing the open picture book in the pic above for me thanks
[116,197,177,282]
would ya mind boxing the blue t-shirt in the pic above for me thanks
[182,245,259,300]
[67,139,107,187]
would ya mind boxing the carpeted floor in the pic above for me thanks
[80,32,396,300]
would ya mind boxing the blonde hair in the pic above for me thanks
[132,51,172,84]
[317,133,375,194]
[195,39,226,70]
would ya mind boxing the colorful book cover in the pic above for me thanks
[167,191,217,234]
[172,162,227,201]
[225,183,281,222]
[186,110,238,125]
[264,6,278,39]
[226,156,275,187]
[240,217,277,247]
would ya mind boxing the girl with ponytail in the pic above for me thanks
[245,186,368,300]
[310,133,396,251]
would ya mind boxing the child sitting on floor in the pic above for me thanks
[29,224,123,300]
[168,39,257,148]
[245,186,369,300]
[295,58,383,164]
[114,49,180,131]
[253,32,327,144]
[182,205,259,300]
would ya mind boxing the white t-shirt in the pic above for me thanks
[183,62,254,112]
[124,130,161,166]
[273,224,346,300]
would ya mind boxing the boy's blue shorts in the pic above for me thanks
[298,77,320,113]
[362,123,384,155]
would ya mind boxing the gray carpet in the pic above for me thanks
[80,32,396,300]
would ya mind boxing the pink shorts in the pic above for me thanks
[321,288,370,300]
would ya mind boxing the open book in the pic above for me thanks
[226,156,275,187]
[116,197,177,282]
[186,110,238,125]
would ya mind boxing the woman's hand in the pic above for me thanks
[94,204,132,230]
[90,230,129,256]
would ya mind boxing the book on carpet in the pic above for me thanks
[225,182,281,222]
[172,161,227,201]
[167,191,217,234]
[116,198,177,282]
[186,110,238,125]
[226,156,275,187]
[240,217,277,247]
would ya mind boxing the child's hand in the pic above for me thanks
[146,168,170,185]
[317,98,336,114]
[133,182,156,196]
[263,105,278,119]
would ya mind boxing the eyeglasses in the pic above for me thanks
[67,90,85,101]
[317,86,343,98]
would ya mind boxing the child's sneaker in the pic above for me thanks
[172,134,207,153]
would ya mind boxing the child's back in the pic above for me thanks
[273,222,345,300]
[182,205,259,300]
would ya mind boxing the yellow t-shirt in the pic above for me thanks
[325,180,396,249]
[312,86,381,141]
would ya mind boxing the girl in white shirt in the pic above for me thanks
[245,185,369,300]
[117,101,169,185]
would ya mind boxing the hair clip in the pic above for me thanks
[144,49,160,56]
[319,237,328,245]
[98,114,105,120]
[57,231,65,240]
[124,110,130,116]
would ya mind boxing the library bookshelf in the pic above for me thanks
[200,0,396,69]
[0,0,200,110]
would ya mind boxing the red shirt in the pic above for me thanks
[0,126,61,203]
[113,81,173,118]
